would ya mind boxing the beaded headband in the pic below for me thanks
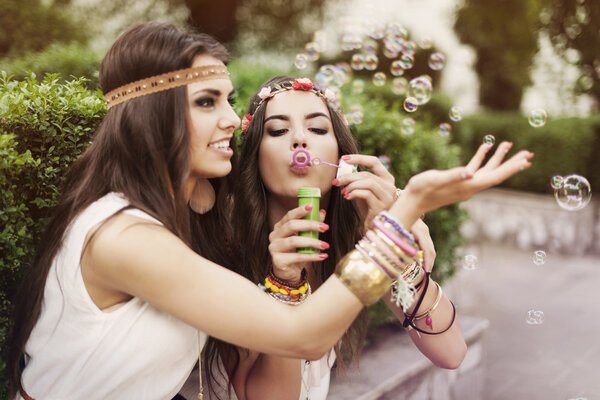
[104,64,230,110]
[241,78,337,135]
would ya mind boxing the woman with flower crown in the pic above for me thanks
[206,75,532,400]
[6,21,533,400]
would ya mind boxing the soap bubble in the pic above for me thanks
[554,174,592,211]
[351,54,366,70]
[399,53,415,69]
[438,123,452,137]
[372,72,386,86]
[294,54,308,70]
[304,42,320,61]
[463,254,478,270]
[401,118,416,135]
[403,97,418,112]
[533,250,547,265]
[528,108,548,127]
[418,36,433,50]
[364,54,379,71]
[391,77,408,95]
[449,106,463,122]
[352,79,365,94]
[390,60,405,76]
[525,309,544,325]
[378,155,391,170]
[428,52,446,70]
[550,175,564,190]
[483,134,495,145]
[407,76,433,105]
[363,38,378,54]
[341,33,362,51]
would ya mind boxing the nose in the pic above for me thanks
[219,103,241,132]
[291,128,308,149]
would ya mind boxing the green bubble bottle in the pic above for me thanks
[297,187,321,254]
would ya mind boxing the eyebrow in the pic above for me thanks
[191,88,236,97]
[264,112,330,123]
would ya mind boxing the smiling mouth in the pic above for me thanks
[208,139,231,150]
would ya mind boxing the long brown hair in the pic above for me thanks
[205,76,368,397]
[6,21,231,398]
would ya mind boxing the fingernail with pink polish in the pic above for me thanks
[320,241,330,249]
[305,204,314,211]
[318,253,329,259]
[341,155,351,160]
[332,178,339,186]
[319,223,329,231]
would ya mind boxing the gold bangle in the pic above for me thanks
[412,281,443,321]
[335,249,394,306]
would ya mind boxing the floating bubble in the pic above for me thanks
[550,175,564,190]
[294,54,308,70]
[313,30,327,48]
[341,33,362,51]
[402,40,417,56]
[407,76,433,105]
[391,77,408,95]
[351,54,366,70]
[418,36,433,50]
[438,122,452,137]
[399,53,415,69]
[554,174,592,211]
[372,72,386,86]
[463,254,478,270]
[364,54,379,71]
[378,155,391,170]
[390,60,405,76]
[428,52,446,70]
[383,46,400,59]
[528,108,548,127]
[305,42,320,61]
[352,79,365,94]
[533,250,547,265]
[363,38,378,54]
[401,118,416,135]
[449,106,463,122]
[403,97,418,113]
[386,22,405,37]
[483,134,495,145]
[525,309,544,325]
[367,18,386,40]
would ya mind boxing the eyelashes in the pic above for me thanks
[267,128,329,137]
[194,96,236,108]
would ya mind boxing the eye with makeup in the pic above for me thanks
[194,97,216,108]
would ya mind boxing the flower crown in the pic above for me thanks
[241,78,337,135]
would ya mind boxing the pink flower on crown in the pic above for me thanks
[258,87,272,99]
[241,113,253,135]
[324,88,336,102]
[292,78,314,90]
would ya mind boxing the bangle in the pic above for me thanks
[403,272,430,329]
[378,210,416,243]
[266,282,312,306]
[372,218,417,259]
[356,239,400,279]
[335,249,395,306]
[411,281,443,330]
[407,301,457,336]
[268,266,306,289]
[372,227,413,264]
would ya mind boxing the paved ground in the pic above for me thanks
[446,241,600,400]
[329,240,600,400]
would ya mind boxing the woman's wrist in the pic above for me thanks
[388,188,423,229]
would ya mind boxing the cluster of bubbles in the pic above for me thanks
[462,254,478,270]
[525,309,545,325]
[532,250,547,265]
[549,174,592,211]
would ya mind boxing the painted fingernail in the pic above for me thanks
[341,155,351,160]
[320,241,330,249]
[344,193,350,199]
[319,223,329,231]
[332,178,339,186]
[340,187,346,195]
[305,204,314,211]
[318,253,329,259]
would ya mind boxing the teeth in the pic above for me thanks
[209,140,230,149]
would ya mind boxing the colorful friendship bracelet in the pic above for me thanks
[372,218,418,259]
[378,210,416,243]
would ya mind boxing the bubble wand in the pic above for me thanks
[292,149,357,178]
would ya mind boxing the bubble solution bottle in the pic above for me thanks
[297,187,321,254]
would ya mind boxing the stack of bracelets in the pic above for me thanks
[259,267,311,306]
[335,210,456,336]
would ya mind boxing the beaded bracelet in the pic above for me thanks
[268,266,307,289]
[266,282,312,306]
[379,210,416,243]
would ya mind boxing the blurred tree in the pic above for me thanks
[454,0,543,111]
[0,0,88,57]
[541,0,600,107]
[180,0,327,51]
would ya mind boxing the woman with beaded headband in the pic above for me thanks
[6,21,534,400]
[205,75,534,400]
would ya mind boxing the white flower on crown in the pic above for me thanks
[258,87,272,99]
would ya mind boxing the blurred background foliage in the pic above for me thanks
[1,0,598,396]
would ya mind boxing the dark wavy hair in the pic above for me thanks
[204,76,368,398]
[6,21,233,398]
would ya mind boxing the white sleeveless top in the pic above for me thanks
[20,193,203,400]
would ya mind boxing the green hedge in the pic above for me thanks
[451,111,600,194]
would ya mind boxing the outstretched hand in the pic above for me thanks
[394,141,534,225]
